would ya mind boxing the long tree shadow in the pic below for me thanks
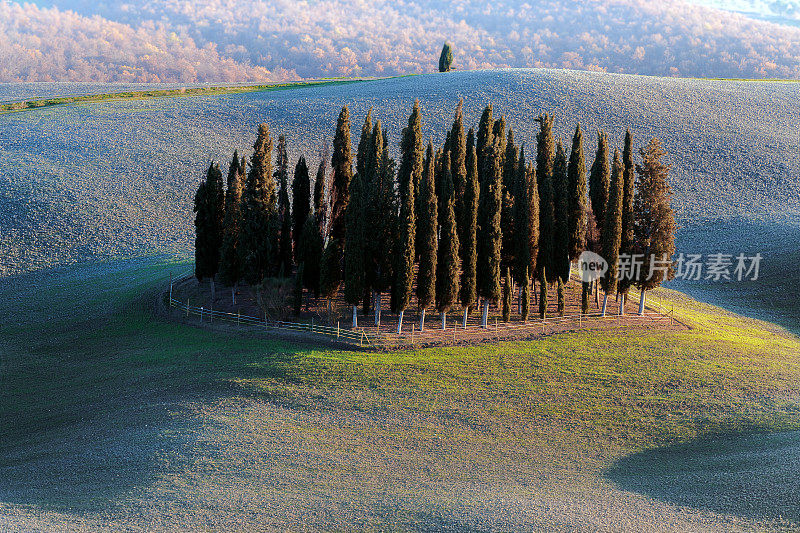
[605,431,800,524]
[0,256,324,514]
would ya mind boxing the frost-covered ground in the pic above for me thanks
[0,82,222,103]
[2,68,798,324]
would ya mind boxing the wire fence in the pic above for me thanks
[166,273,679,351]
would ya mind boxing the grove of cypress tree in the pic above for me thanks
[476,105,494,184]
[536,114,556,283]
[460,130,479,328]
[567,124,588,261]
[219,151,244,303]
[344,169,365,327]
[276,134,293,276]
[633,138,677,315]
[617,129,636,313]
[329,106,353,248]
[502,267,511,322]
[553,140,570,283]
[477,136,503,327]
[417,143,438,331]
[291,156,311,261]
[439,42,453,72]
[393,100,422,332]
[589,131,611,234]
[239,124,276,284]
[436,151,460,328]
[600,149,624,316]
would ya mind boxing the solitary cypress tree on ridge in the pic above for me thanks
[417,143,438,331]
[439,42,454,72]
[567,124,587,261]
[291,156,311,262]
[436,151,460,329]
[393,100,422,332]
[460,130,479,328]
[600,149,624,316]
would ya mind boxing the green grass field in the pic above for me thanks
[2,257,800,529]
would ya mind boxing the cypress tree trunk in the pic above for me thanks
[463,308,469,329]
[619,293,625,316]
[539,267,548,320]
[397,310,404,334]
[481,299,490,328]
[601,293,609,317]
[639,289,646,315]
[352,305,358,328]
[557,277,565,316]
[374,292,382,326]
[581,281,589,315]
[521,272,530,322]
[441,312,446,330]
[419,308,426,332]
[502,268,511,322]
[232,284,236,306]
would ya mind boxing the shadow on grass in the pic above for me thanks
[605,431,800,524]
[0,256,322,513]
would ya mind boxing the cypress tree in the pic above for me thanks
[276,134,293,276]
[438,42,453,72]
[459,129,479,328]
[193,173,209,281]
[581,279,590,315]
[436,151,460,329]
[567,124,588,261]
[240,124,276,284]
[521,266,530,321]
[633,138,677,314]
[356,109,373,180]
[600,149,624,316]
[553,140,570,283]
[449,99,467,239]
[343,169,365,327]
[536,114,556,283]
[493,117,507,167]
[197,161,226,298]
[219,151,244,303]
[417,143,438,331]
[539,265,547,320]
[291,156,311,261]
[313,156,327,229]
[589,131,611,234]
[477,136,503,327]
[502,267,511,322]
[501,129,518,270]
[393,100,422,332]
[329,106,353,249]
[515,161,539,288]
[476,105,494,184]
[617,129,636,313]
[298,215,323,297]
[368,126,397,326]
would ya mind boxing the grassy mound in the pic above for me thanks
[1,257,799,529]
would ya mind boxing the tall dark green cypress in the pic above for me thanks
[291,156,311,261]
[476,105,494,184]
[552,140,570,283]
[459,129,479,326]
[313,157,327,228]
[356,109,373,180]
[477,135,503,326]
[276,134,292,276]
[515,161,539,285]
[436,151,460,325]
[438,42,453,72]
[393,100,422,331]
[417,143,438,330]
[240,124,276,284]
[567,124,588,261]
[449,99,467,240]
[617,129,636,310]
[600,149,624,316]
[329,106,353,248]
[298,215,323,297]
[589,131,611,234]
[219,151,244,302]
[368,125,397,325]
[501,129,518,270]
[343,168,365,326]
[536,114,556,283]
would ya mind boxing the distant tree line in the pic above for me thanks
[194,100,676,330]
